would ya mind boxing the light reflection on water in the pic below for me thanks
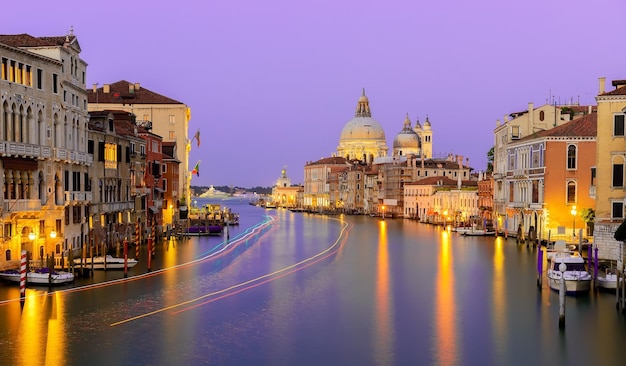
[373,219,393,365]
[2,201,626,365]
[434,229,459,365]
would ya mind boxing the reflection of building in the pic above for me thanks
[0,31,90,270]
[272,167,300,208]
[593,78,626,260]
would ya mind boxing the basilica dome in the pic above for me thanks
[337,90,388,163]
[393,113,421,156]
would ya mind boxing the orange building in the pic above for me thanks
[505,111,596,242]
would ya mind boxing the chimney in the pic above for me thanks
[129,83,135,93]
[528,102,534,126]
[588,105,592,114]
[103,84,110,93]
[92,83,97,93]
[503,114,508,123]
[599,77,606,94]
[134,82,141,90]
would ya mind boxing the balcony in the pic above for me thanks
[0,141,53,159]
[3,199,42,213]
[512,169,528,178]
[64,191,93,203]
[131,186,150,196]
[101,201,134,213]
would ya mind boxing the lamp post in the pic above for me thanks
[571,205,577,241]
[381,205,385,220]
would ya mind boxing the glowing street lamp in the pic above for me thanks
[571,205,577,239]
[382,205,385,220]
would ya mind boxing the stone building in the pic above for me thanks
[0,31,91,270]
[593,78,626,261]
[87,80,191,212]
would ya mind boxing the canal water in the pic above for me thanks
[1,198,626,365]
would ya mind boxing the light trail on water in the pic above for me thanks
[110,217,352,327]
[0,215,275,307]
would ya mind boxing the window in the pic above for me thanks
[142,114,150,122]
[567,181,576,204]
[614,114,625,136]
[532,180,539,203]
[612,201,624,220]
[104,142,117,169]
[539,111,545,121]
[162,164,167,173]
[509,182,514,202]
[591,167,596,186]
[36,69,43,89]
[511,125,520,140]
[567,145,576,169]
[169,115,175,125]
[52,73,58,93]
[613,163,624,187]
[169,131,175,139]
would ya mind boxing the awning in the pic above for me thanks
[154,188,165,193]
[149,207,160,213]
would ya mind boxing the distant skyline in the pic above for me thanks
[4,0,626,188]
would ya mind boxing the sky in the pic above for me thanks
[4,0,626,188]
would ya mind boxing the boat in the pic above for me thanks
[73,255,138,270]
[0,267,74,285]
[457,227,496,236]
[184,224,223,236]
[546,250,591,294]
[596,269,622,291]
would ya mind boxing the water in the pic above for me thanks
[1,198,625,365]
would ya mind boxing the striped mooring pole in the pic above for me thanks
[135,219,140,260]
[20,250,27,301]
[151,217,156,257]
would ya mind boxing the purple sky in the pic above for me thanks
[5,0,625,188]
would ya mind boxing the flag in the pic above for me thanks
[194,129,200,147]
[191,161,200,177]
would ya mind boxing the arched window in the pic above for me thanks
[567,181,576,204]
[5,249,10,261]
[539,111,545,121]
[567,145,576,169]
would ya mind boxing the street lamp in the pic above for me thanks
[571,205,577,239]
[382,205,385,220]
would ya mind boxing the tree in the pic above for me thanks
[486,146,494,173]
[581,208,595,236]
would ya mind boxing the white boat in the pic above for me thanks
[73,255,138,270]
[456,225,495,236]
[546,250,591,294]
[0,267,74,285]
[596,270,621,291]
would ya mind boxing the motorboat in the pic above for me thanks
[546,250,591,294]
[73,255,138,270]
[596,270,621,291]
[0,267,74,285]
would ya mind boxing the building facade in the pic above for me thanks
[87,80,191,213]
[593,78,626,261]
[0,32,91,270]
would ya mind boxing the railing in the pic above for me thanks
[3,199,42,212]
[64,191,93,203]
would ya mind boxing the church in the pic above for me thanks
[336,89,433,163]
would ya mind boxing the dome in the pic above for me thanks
[339,116,386,141]
[337,89,388,162]
[393,113,421,156]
